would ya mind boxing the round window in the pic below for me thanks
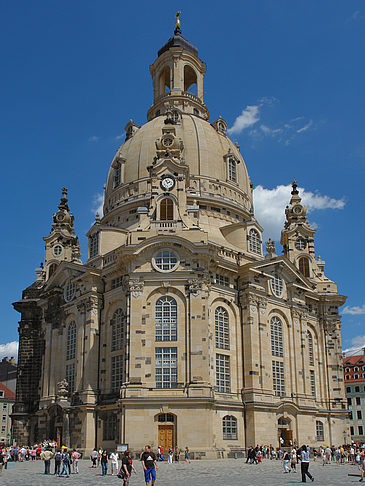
[53,245,63,256]
[271,274,284,297]
[163,137,173,147]
[152,250,179,272]
[295,237,306,251]
[293,205,302,214]
[64,280,76,302]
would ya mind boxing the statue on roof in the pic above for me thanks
[175,11,181,34]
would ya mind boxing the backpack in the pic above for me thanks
[54,452,62,461]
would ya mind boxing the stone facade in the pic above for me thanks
[12,24,349,456]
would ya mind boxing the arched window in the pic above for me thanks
[160,198,174,221]
[159,65,171,94]
[271,316,283,357]
[228,159,237,182]
[249,229,261,254]
[66,321,77,360]
[184,65,197,93]
[316,421,324,441]
[299,257,310,277]
[155,296,177,341]
[307,331,314,366]
[111,309,125,352]
[215,307,229,350]
[48,263,57,278]
[223,416,237,440]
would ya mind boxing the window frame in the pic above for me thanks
[216,353,230,393]
[223,415,238,440]
[155,296,178,342]
[66,321,77,360]
[248,228,262,255]
[155,347,178,389]
[215,306,230,350]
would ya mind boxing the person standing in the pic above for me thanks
[40,447,54,474]
[300,445,314,483]
[291,448,297,472]
[141,445,158,486]
[110,449,119,476]
[174,447,180,462]
[101,450,109,476]
[53,449,62,475]
[121,449,137,486]
[90,448,98,467]
[168,448,173,464]
[72,449,81,474]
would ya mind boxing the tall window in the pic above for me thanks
[272,361,285,396]
[111,309,125,352]
[155,297,177,342]
[65,363,75,394]
[215,307,230,350]
[155,347,177,388]
[310,370,316,397]
[113,163,121,188]
[89,233,99,258]
[160,198,174,221]
[228,159,237,182]
[299,257,310,277]
[271,317,283,357]
[216,354,230,393]
[111,355,124,392]
[316,421,324,441]
[248,229,261,254]
[103,414,117,441]
[308,331,314,366]
[223,416,237,440]
[66,321,77,360]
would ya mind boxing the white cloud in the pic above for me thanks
[343,335,365,356]
[0,341,18,361]
[88,136,100,142]
[253,183,345,241]
[297,120,313,133]
[92,192,104,217]
[343,304,365,315]
[115,135,123,140]
[227,105,260,135]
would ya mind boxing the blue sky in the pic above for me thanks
[1,1,364,359]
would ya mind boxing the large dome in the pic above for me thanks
[104,113,253,218]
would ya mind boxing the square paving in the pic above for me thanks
[0,458,362,486]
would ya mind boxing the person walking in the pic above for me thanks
[359,455,365,482]
[300,445,314,483]
[101,450,109,476]
[110,449,119,476]
[174,447,180,463]
[72,449,81,474]
[59,448,70,478]
[283,450,291,473]
[291,448,297,472]
[90,448,98,467]
[40,447,54,475]
[121,449,137,486]
[184,447,190,463]
[141,445,158,486]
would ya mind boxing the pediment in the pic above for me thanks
[44,261,87,290]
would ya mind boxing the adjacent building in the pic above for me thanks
[12,22,349,456]
[0,382,15,445]
[0,357,17,394]
[343,348,365,442]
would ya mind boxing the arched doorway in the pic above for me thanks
[278,417,293,447]
[156,413,176,452]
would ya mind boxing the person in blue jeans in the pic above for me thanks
[101,450,109,476]
[59,449,70,478]
[141,445,158,486]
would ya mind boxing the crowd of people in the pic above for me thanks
[0,439,364,483]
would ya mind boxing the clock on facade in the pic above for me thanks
[161,176,175,191]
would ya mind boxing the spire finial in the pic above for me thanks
[58,186,70,211]
[174,11,181,35]
[291,180,299,195]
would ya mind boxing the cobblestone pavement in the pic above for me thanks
[1,458,362,486]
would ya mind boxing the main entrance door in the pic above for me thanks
[158,425,174,451]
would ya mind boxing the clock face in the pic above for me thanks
[161,177,175,190]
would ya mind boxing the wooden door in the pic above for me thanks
[158,425,174,452]
[56,427,62,448]
[284,429,293,446]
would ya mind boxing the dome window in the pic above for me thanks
[248,229,262,255]
[160,198,174,221]
[228,158,237,182]
[299,257,310,277]
[113,163,121,188]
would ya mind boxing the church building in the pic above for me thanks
[12,21,349,457]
